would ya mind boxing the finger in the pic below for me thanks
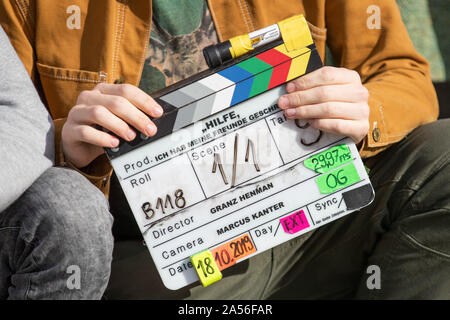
[70,105,140,141]
[94,83,164,118]
[74,124,121,148]
[78,92,158,137]
[284,102,367,121]
[279,84,368,109]
[286,66,361,93]
[308,118,369,144]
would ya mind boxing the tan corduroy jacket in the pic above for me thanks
[0,0,439,196]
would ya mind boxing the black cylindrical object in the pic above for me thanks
[203,41,233,69]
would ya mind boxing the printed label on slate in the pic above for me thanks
[304,144,352,173]
[211,233,256,271]
[280,210,310,234]
[316,162,360,194]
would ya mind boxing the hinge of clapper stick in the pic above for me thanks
[105,15,323,159]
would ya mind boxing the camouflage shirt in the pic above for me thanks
[139,0,219,94]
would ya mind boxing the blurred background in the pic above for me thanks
[397,0,449,118]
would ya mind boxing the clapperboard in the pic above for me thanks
[106,16,374,290]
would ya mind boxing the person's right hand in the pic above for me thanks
[62,83,163,168]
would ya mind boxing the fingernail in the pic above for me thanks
[111,137,120,147]
[285,109,296,117]
[127,129,136,141]
[286,82,296,93]
[154,105,163,117]
[278,96,289,108]
[146,123,157,136]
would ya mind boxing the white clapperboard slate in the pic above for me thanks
[106,39,375,290]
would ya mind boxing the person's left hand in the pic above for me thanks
[278,66,370,144]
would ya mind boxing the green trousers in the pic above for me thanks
[105,119,450,299]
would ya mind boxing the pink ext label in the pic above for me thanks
[280,210,310,234]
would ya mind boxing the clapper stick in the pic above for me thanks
[105,16,322,160]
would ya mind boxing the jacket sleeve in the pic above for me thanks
[0,0,113,195]
[325,0,439,158]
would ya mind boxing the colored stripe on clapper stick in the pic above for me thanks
[162,45,316,131]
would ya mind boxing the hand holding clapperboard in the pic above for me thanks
[105,15,374,290]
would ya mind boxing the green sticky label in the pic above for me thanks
[315,162,360,194]
[304,144,352,173]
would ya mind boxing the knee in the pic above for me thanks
[391,120,450,185]
[395,120,450,211]
[22,167,114,268]
[408,119,450,161]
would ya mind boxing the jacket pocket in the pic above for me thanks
[36,62,107,118]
